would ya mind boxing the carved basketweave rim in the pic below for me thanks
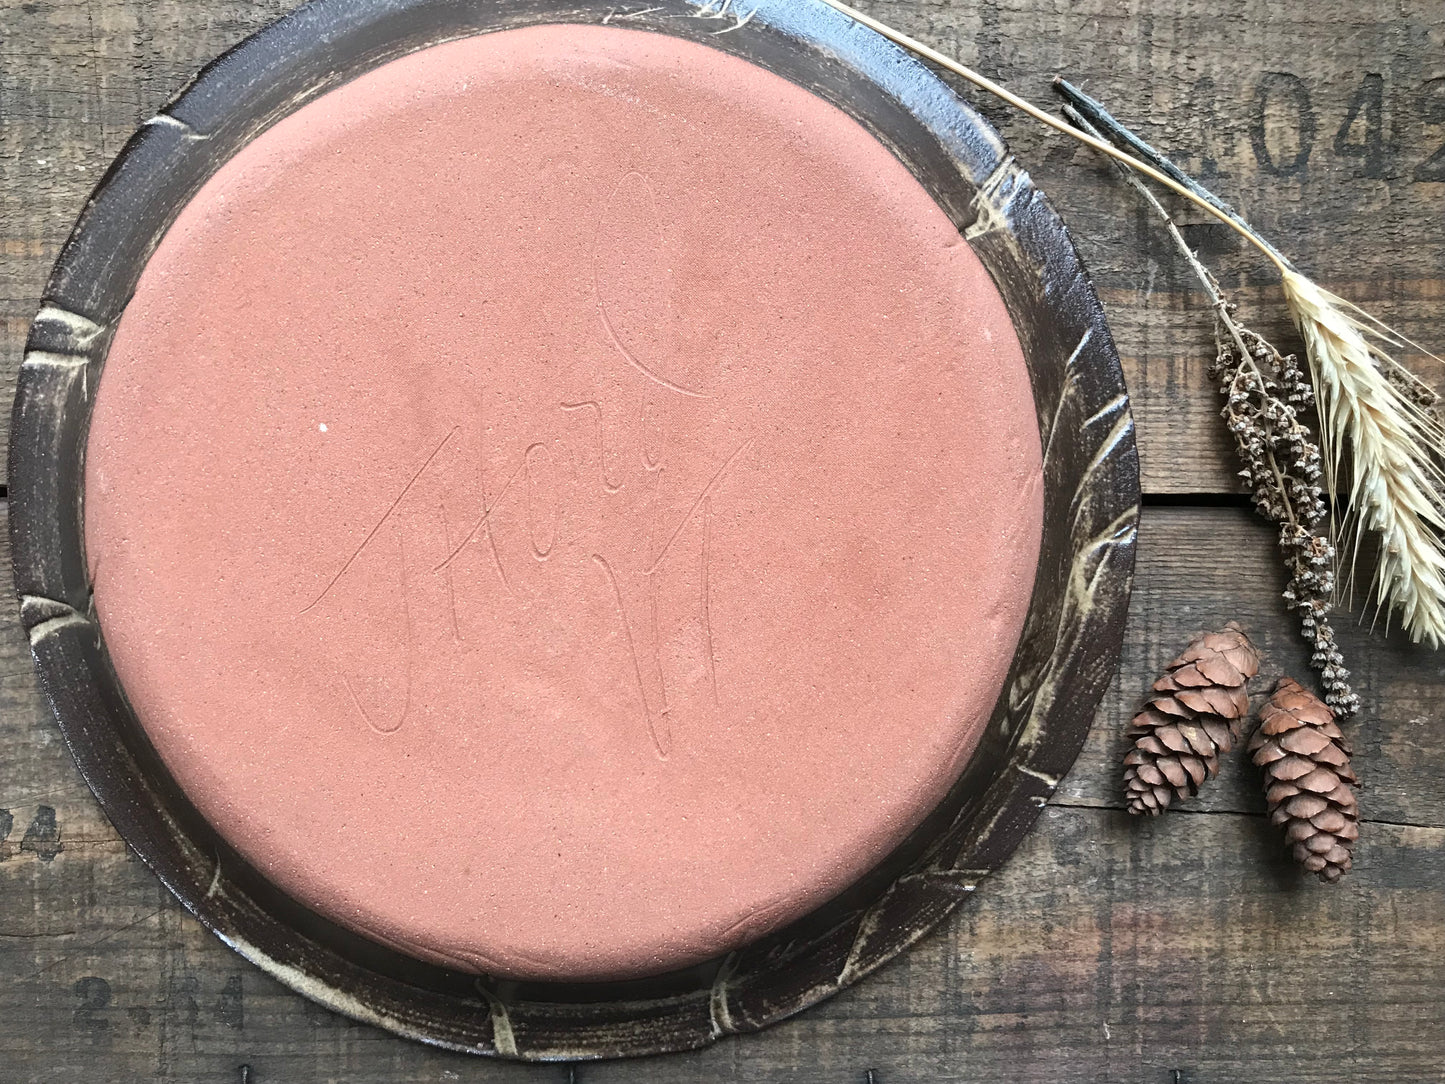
[8,0,1139,1060]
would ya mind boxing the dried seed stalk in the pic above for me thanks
[1063,106,1358,716]
[1210,305,1359,716]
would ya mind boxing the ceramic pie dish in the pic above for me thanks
[10,0,1138,1059]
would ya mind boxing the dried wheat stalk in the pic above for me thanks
[1282,271,1445,647]
[814,0,1445,648]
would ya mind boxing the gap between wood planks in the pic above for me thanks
[1048,797,1445,832]
[1142,491,1251,508]
[558,1068,881,1082]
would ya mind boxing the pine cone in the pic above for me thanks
[1249,677,1359,883]
[1123,623,1261,814]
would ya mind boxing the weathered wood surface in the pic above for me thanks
[2,0,1444,1080]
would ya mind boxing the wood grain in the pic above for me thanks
[3,0,1443,1077]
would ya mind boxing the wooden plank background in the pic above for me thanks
[3,0,1444,1079]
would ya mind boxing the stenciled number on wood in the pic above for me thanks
[70,973,243,1034]
[1249,71,1445,182]
[1333,73,1388,178]
[72,976,111,1034]
[1417,77,1445,182]
[1251,72,1315,177]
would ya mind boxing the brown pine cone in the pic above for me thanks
[1123,623,1261,815]
[1249,677,1359,883]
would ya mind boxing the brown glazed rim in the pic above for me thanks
[8,0,1139,1061]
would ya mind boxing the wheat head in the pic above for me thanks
[1282,269,1445,647]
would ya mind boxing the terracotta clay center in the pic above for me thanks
[83,24,1044,981]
